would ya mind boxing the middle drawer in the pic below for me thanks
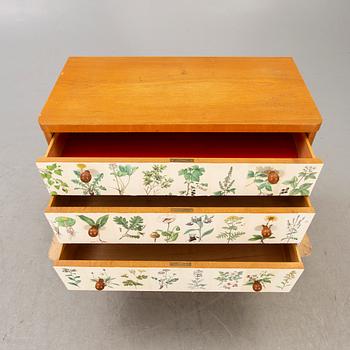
[46,196,314,244]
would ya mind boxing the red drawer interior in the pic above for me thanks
[58,133,299,158]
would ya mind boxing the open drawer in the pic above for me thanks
[50,241,304,292]
[36,133,323,196]
[46,196,314,244]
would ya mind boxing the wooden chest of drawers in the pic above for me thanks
[38,57,323,293]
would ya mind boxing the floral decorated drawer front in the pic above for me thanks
[37,162,323,196]
[46,212,314,244]
[55,267,303,292]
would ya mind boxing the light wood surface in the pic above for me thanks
[39,57,322,135]
[46,195,315,214]
[297,234,312,257]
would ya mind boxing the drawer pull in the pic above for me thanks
[80,169,92,183]
[169,262,192,267]
[267,170,280,184]
[253,281,263,292]
[170,208,194,213]
[170,158,194,163]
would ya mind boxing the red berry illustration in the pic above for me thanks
[80,170,92,183]
[95,278,105,291]
[253,280,262,292]
[267,170,279,184]
[88,225,99,237]
[261,225,272,238]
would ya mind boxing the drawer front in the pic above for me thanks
[54,266,303,292]
[37,161,322,196]
[46,211,314,244]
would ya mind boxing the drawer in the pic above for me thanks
[46,196,314,244]
[36,132,323,196]
[50,240,304,292]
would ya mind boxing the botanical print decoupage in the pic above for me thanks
[46,212,314,244]
[55,267,303,293]
[37,162,323,196]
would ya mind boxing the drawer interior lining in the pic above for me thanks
[51,195,311,208]
[48,133,313,159]
[59,244,298,263]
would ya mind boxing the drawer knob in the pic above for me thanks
[253,281,262,292]
[80,170,92,183]
[88,225,99,237]
[95,278,106,291]
[261,225,272,238]
[267,170,279,184]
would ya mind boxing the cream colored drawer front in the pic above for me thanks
[46,211,314,244]
[37,161,323,196]
[54,267,303,292]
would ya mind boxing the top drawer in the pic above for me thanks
[36,133,323,196]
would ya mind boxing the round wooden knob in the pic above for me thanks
[267,170,279,184]
[88,226,99,237]
[253,281,262,292]
[95,278,105,291]
[80,170,92,183]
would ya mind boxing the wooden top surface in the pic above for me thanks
[39,57,322,133]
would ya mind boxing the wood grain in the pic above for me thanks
[45,195,315,214]
[297,234,312,257]
[39,57,322,135]
[50,240,303,269]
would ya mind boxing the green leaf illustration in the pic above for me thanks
[202,228,214,238]
[96,215,109,228]
[249,235,263,241]
[78,215,96,226]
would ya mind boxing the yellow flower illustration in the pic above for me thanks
[77,163,86,170]
[225,216,243,222]
[265,215,277,222]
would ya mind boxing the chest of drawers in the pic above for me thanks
[38,57,323,292]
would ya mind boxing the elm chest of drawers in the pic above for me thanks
[37,57,323,292]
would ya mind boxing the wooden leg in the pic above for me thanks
[297,234,312,257]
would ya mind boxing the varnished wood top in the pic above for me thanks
[39,57,322,133]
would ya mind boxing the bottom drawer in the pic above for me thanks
[50,240,304,292]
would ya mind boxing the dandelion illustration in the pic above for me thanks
[249,215,277,243]
[71,164,106,195]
